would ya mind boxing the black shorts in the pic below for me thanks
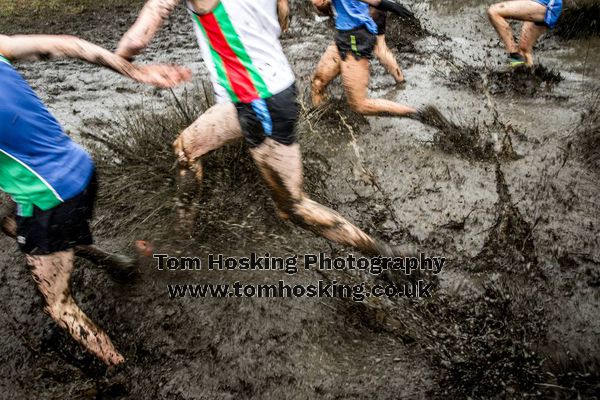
[16,173,97,255]
[235,84,299,148]
[371,9,387,35]
[335,26,377,61]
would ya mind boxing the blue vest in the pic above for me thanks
[0,56,94,217]
[332,0,378,34]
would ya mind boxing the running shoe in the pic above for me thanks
[509,53,526,68]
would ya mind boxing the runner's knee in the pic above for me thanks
[348,98,372,114]
[312,74,325,92]
[173,133,202,168]
[173,135,188,166]
[487,4,502,20]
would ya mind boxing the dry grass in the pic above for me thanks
[81,86,210,239]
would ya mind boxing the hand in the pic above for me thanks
[131,64,192,88]
[313,0,332,15]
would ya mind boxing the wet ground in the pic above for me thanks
[0,0,599,398]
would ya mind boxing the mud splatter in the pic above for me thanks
[386,13,430,53]
[554,2,600,40]
[440,61,563,97]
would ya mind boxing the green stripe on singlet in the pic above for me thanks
[192,14,240,103]
[0,54,11,65]
[212,3,272,99]
[0,151,63,217]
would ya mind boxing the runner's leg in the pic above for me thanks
[340,56,415,116]
[173,102,243,233]
[488,0,547,55]
[374,35,404,83]
[311,43,342,107]
[250,139,388,256]
[1,199,17,238]
[518,21,547,66]
[1,201,134,272]
[27,250,124,365]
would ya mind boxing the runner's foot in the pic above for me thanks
[509,52,526,68]
[104,253,138,283]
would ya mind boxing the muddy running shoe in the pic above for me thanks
[391,243,420,258]
[374,240,420,258]
[374,240,395,257]
[509,53,526,68]
[104,254,138,283]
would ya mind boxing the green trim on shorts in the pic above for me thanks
[350,35,358,55]
[0,54,11,65]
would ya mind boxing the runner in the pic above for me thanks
[312,3,405,107]
[0,33,191,366]
[116,0,405,258]
[311,0,416,116]
[488,0,563,67]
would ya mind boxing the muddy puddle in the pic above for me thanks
[1,0,599,398]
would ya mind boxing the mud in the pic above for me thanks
[575,93,600,170]
[440,61,564,97]
[1,0,599,399]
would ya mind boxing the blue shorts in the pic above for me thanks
[534,0,563,29]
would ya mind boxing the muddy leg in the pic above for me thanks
[487,1,547,55]
[2,204,133,273]
[27,250,124,366]
[518,22,547,66]
[311,43,341,107]
[250,139,389,256]
[374,35,404,84]
[340,56,415,116]
[173,102,244,235]
[1,212,17,239]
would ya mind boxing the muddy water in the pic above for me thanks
[1,0,599,398]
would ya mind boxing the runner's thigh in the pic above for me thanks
[491,0,547,21]
[177,102,243,162]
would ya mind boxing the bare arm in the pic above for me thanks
[360,0,415,19]
[359,0,381,6]
[115,0,181,59]
[116,0,219,59]
[0,34,191,88]
[278,0,290,32]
